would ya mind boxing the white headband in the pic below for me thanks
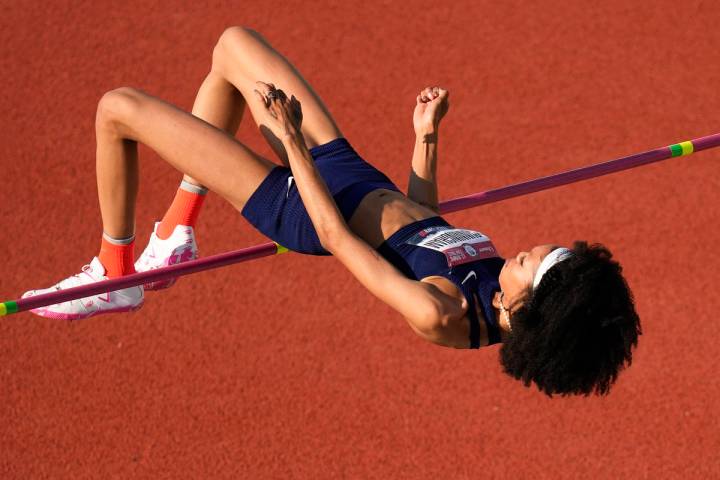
[532,247,573,289]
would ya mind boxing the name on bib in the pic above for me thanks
[405,226,498,267]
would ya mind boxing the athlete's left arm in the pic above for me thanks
[323,227,473,347]
[281,132,349,242]
[253,84,469,346]
[253,82,348,239]
[281,131,459,338]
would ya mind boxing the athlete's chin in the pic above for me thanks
[498,263,507,289]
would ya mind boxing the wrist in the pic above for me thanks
[415,130,439,144]
[281,129,304,145]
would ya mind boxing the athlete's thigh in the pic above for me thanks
[214,27,343,151]
[107,87,276,212]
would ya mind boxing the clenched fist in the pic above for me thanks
[413,86,449,136]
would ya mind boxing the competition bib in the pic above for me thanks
[405,226,499,267]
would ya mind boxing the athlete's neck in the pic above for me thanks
[492,290,512,341]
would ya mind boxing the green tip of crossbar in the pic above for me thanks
[0,301,18,316]
[274,242,290,254]
[669,141,694,157]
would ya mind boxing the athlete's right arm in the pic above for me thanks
[407,133,440,213]
[407,86,449,214]
[323,228,469,348]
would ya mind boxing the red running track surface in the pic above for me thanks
[1,1,719,478]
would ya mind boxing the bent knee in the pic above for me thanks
[212,26,265,73]
[95,87,144,132]
[218,25,263,46]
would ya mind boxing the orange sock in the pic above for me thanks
[157,182,207,240]
[99,235,136,278]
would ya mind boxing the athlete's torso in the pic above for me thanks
[347,189,498,347]
[347,188,438,249]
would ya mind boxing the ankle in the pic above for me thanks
[157,182,207,239]
[99,234,136,278]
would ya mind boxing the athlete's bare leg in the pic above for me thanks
[179,59,247,188]
[183,26,344,186]
[97,26,345,238]
[95,87,277,238]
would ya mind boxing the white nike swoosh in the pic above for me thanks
[462,270,477,284]
[287,176,294,198]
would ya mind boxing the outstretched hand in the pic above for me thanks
[413,86,449,135]
[253,81,303,140]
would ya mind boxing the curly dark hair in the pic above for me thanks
[499,241,641,397]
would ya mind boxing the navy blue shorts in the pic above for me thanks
[240,137,401,255]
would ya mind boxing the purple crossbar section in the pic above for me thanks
[441,132,720,214]
[5,132,720,315]
[13,242,278,313]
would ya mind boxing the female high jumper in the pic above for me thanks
[22,27,641,396]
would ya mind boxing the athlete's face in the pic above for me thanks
[499,244,561,309]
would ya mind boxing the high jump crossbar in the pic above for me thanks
[2,133,719,317]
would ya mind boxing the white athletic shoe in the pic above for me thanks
[21,257,144,320]
[134,222,198,291]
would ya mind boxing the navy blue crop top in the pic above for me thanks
[376,216,505,347]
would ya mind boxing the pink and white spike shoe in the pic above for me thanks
[134,222,199,290]
[21,257,144,320]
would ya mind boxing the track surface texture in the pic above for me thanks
[1,1,719,478]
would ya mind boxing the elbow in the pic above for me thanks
[419,201,440,214]
[413,306,448,344]
[318,226,339,253]
[413,306,466,348]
